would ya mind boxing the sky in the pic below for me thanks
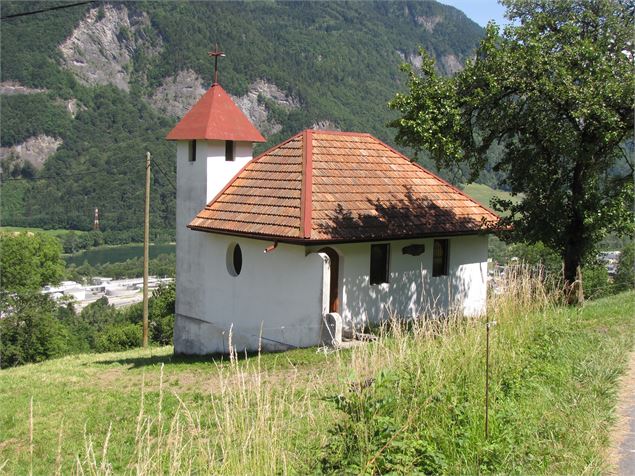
[438,0,508,27]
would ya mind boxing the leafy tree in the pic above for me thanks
[56,303,92,354]
[20,161,36,179]
[614,243,635,292]
[88,230,104,247]
[389,0,634,303]
[503,241,562,276]
[75,297,120,347]
[0,294,72,368]
[0,232,65,292]
[63,231,80,254]
[0,94,72,146]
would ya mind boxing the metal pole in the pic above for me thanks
[485,318,496,439]
[485,317,490,439]
[143,151,151,348]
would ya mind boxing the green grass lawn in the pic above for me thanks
[0,345,342,474]
[0,226,87,239]
[0,291,633,474]
[462,183,521,212]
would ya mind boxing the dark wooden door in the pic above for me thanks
[319,247,339,313]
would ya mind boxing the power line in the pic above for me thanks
[2,155,147,181]
[152,159,176,191]
[0,1,95,20]
[2,170,103,182]
[2,156,174,185]
[4,211,137,221]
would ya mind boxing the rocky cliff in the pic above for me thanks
[58,4,162,91]
[0,135,63,169]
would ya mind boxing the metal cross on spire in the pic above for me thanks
[208,44,225,85]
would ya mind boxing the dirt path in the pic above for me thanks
[609,349,635,475]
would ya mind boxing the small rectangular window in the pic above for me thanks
[433,239,449,277]
[188,140,196,162]
[370,243,390,285]
[225,140,235,161]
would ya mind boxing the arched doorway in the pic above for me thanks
[319,247,340,313]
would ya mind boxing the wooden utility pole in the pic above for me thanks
[143,151,151,348]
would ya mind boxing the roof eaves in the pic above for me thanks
[186,224,494,244]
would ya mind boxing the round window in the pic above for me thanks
[227,243,242,276]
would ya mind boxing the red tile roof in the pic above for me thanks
[166,83,266,143]
[189,130,499,243]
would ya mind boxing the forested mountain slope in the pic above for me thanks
[1,1,483,238]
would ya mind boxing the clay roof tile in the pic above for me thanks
[188,130,499,242]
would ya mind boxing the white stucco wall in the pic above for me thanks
[175,231,487,354]
[176,139,283,354]
[308,235,488,330]
[205,141,252,201]
[175,139,252,232]
[175,139,245,318]
[174,235,329,354]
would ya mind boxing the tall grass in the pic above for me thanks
[71,358,329,474]
[318,268,630,474]
[8,269,634,475]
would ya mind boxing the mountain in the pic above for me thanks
[0,0,483,240]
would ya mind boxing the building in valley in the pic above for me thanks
[167,80,498,355]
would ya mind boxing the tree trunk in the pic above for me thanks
[564,161,586,306]
[563,247,584,306]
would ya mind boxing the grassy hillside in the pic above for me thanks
[1,290,633,474]
[462,183,520,212]
[0,226,87,239]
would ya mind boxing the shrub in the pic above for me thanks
[94,323,142,352]
[582,265,611,300]
[321,369,447,475]
[150,282,175,345]
[615,243,635,292]
[150,314,174,345]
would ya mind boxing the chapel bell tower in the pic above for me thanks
[166,46,266,241]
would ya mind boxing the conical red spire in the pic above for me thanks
[166,84,266,142]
